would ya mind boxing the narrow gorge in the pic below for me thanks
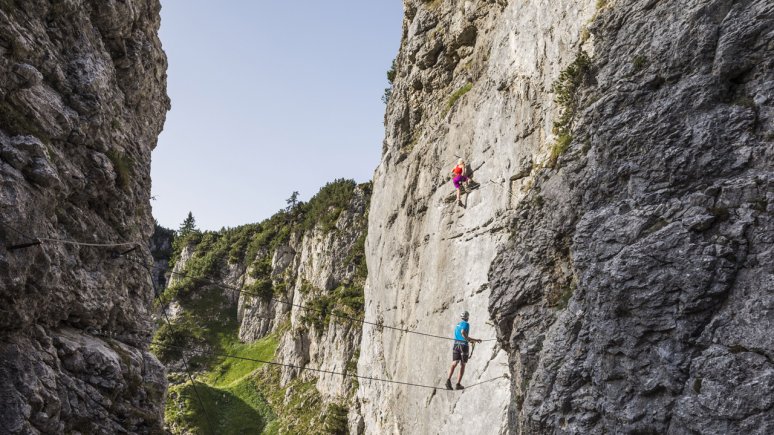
[1,0,772,434]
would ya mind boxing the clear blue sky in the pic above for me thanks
[152,1,403,231]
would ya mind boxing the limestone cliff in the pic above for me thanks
[359,1,595,433]
[241,184,369,404]
[150,223,174,291]
[489,1,774,433]
[359,0,772,434]
[0,1,169,434]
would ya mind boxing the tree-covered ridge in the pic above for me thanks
[159,178,370,306]
[152,179,371,434]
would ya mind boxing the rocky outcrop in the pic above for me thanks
[360,0,771,434]
[488,1,774,433]
[0,1,169,433]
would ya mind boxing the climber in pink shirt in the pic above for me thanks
[451,158,477,206]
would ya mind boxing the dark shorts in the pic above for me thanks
[453,175,468,189]
[453,342,469,363]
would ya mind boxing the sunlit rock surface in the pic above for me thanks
[358,0,596,433]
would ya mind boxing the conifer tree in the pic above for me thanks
[286,191,300,212]
[178,211,198,237]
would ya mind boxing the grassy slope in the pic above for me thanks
[164,335,279,434]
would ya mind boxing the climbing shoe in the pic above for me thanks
[455,383,465,390]
[445,379,453,390]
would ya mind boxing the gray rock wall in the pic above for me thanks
[488,0,774,433]
[358,0,596,433]
[150,224,174,291]
[360,0,772,434]
[0,1,169,433]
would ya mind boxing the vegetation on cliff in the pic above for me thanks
[549,50,592,167]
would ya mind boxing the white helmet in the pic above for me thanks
[460,311,469,320]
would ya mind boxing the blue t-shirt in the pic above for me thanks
[454,320,470,343]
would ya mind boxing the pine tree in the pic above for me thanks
[178,211,198,237]
[286,191,300,212]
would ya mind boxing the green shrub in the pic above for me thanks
[245,278,273,301]
[632,54,648,73]
[333,284,365,316]
[300,283,365,333]
[549,133,573,167]
[300,179,357,232]
[151,223,175,261]
[152,315,206,364]
[383,58,397,104]
[386,59,397,84]
[445,82,473,114]
[300,294,333,332]
[227,224,260,264]
[552,50,591,136]
[253,367,325,434]
[346,350,359,375]
[105,149,133,189]
[249,255,273,279]
[243,215,291,264]
[345,232,368,282]
[169,230,202,270]
[549,51,591,166]
[382,87,393,104]
[273,281,287,297]
[298,279,314,295]
[322,403,349,435]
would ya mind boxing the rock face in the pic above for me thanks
[358,1,596,433]
[488,1,774,433]
[360,0,772,434]
[0,1,169,433]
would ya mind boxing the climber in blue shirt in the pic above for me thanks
[446,311,482,390]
